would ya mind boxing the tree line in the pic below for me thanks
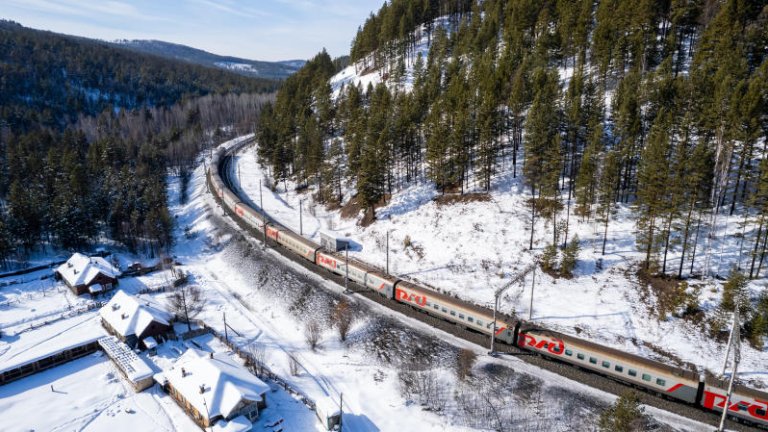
[0,21,276,268]
[256,0,768,282]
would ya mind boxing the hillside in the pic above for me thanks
[250,0,768,388]
[0,20,276,132]
[113,39,304,80]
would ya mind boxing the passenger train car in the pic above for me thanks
[208,139,768,429]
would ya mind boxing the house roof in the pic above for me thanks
[163,349,269,422]
[98,336,154,383]
[56,253,121,287]
[99,290,172,338]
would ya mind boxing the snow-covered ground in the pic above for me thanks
[229,137,768,392]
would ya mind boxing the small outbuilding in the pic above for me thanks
[99,290,173,349]
[319,230,349,252]
[155,349,269,430]
[55,253,121,296]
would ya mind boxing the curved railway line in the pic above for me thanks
[209,138,765,431]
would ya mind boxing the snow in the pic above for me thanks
[99,290,172,339]
[56,252,121,288]
[0,353,189,432]
[214,62,259,74]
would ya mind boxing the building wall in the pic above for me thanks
[162,381,262,428]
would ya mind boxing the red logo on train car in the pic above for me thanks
[517,333,565,356]
[396,288,427,307]
[317,254,337,269]
[702,391,768,420]
[266,227,279,240]
[235,206,244,217]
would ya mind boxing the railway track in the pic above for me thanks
[215,142,761,432]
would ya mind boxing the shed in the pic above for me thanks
[98,336,155,392]
[319,230,349,252]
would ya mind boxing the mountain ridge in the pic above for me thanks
[113,39,305,80]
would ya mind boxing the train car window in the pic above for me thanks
[468,317,474,323]
[589,357,597,364]
[477,320,483,326]
[551,345,561,353]
[615,365,624,373]
[564,349,573,356]
[628,369,637,377]
[642,374,651,382]
[450,311,456,316]
[601,361,610,368]
[433,304,439,310]
[577,353,585,360]
[757,408,766,416]
[442,307,447,313]
[656,378,666,386]
[459,314,465,319]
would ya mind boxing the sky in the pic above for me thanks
[1,0,386,62]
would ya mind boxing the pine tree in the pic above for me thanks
[597,150,620,255]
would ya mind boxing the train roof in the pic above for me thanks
[520,324,698,380]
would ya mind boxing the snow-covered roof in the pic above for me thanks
[143,336,158,349]
[212,415,252,432]
[163,349,269,422]
[98,336,154,383]
[99,290,172,338]
[56,253,121,287]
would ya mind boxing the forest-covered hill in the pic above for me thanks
[0,20,276,132]
[113,39,304,80]
[258,0,768,275]
[0,21,275,263]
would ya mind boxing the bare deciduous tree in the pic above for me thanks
[246,343,267,377]
[289,356,301,376]
[304,319,322,350]
[167,285,205,332]
[331,299,354,342]
[455,348,477,381]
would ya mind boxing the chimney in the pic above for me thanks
[209,352,213,359]
[181,367,186,377]
[199,384,205,394]
[121,313,128,319]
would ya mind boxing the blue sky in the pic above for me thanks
[2,0,386,61]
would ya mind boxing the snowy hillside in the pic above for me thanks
[238,74,768,396]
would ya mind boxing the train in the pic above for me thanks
[208,138,768,429]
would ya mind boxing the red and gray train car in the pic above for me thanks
[208,142,768,429]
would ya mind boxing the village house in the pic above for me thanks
[155,349,269,431]
[99,290,173,350]
[55,252,121,296]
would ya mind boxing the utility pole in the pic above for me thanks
[238,164,241,185]
[718,308,741,432]
[223,312,228,343]
[489,263,536,355]
[260,180,267,249]
[299,199,304,236]
[344,246,350,293]
[529,263,537,321]
[386,230,390,274]
[339,392,344,432]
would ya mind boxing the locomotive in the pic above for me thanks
[208,139,768,429]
